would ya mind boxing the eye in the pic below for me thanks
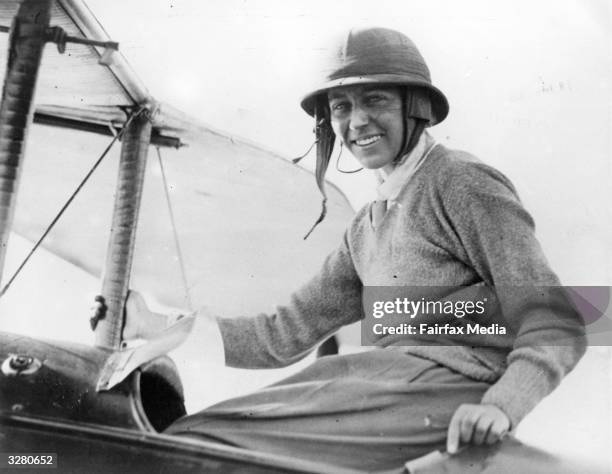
[330,100,351,118]
[365,94,387,105]
[331,101,349,112]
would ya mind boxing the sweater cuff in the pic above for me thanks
[481,358,555,429]
[215,316,244,367]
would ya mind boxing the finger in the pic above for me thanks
[127,291,149,316]
[447,409,463,454]
[126,289,141,307]
[90,301,103,316]
[486,417,510,445]
[472,415,493,445]
[459,411,480,445]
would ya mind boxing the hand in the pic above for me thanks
[122,290,171,340]
[446,404,510,454]
[89,295,107,330]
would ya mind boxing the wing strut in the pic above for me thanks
[95,108,152,349]
[0,0,53,285]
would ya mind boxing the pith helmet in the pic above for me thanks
[301,27,449,125]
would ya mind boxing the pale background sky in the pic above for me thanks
[86,0,612,285]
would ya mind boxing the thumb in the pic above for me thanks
[447,412,461,454]
[123,290,150,339]
[126,290,149,314]
[123,290,171,339]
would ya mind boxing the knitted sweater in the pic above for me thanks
[216,143,586,428]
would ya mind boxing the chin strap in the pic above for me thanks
[303,99,335,240]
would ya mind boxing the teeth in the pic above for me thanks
[355,135,382,146]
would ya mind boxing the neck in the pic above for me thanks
[381,162,396,176]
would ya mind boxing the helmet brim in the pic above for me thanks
[300,74,449,126]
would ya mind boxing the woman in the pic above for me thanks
[122,27,585,471]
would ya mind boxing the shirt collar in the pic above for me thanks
[376,131,436,203]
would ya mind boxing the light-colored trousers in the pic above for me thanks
[166,349,491,471]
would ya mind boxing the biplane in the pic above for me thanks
[0,1,609,473]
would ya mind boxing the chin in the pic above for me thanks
[356,156,391,170]
[347,147,393,170]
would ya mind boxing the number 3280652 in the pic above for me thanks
[7,454,56,465]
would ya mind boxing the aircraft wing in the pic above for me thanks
[0,0,355,317]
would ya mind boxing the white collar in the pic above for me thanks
[376,131,437,203]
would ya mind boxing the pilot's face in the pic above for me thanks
[328,85,404,174]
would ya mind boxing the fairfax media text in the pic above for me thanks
[372,322,507,336]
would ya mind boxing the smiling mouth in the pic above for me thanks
[352,134,383,147]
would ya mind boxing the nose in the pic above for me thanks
[348,105,370,130]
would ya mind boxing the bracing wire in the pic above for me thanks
[155,146,193,312]
[0,108,145,299]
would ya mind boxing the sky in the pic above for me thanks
[84,0,612,284]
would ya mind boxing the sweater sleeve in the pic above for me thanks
[216,231,364,369]
[442,160,586,428]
